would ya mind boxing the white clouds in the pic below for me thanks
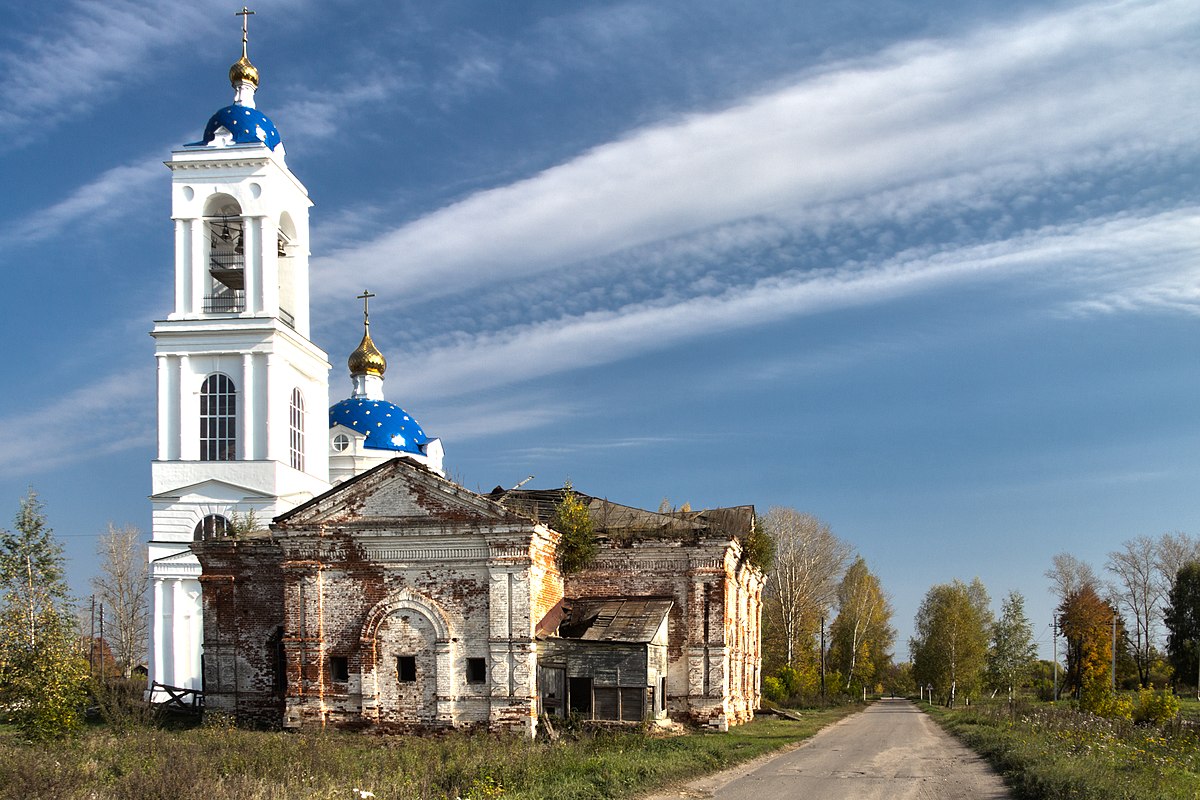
[394,208,1200,402]
[312,0,1199,304]
[0,369,153,479]
[0,161,162,247]
[0,2,212,141]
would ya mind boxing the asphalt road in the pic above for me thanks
[644,698,1012,800]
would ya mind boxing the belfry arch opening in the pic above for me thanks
[204,195,244,313]
[277,212,297,328]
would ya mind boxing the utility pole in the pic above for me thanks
[89,595,96,678]
[1111,613,1117,691]
[819,615,826,699]
[1051,617,1059,701]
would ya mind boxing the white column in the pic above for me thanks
[157,582,174,690]
[174,218,188,316]
[151,578,165,688]
[260,216,280,318]
[186,582,203,691]
[179,355,198,460]
[264,353,280,463]
[190,218,207,316]
[156,355,170,461]
[172,579,190,689]
[242,215,259,315]
[242,353,256,460]
[168,356,181,461]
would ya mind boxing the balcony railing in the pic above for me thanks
[204,290,245,313]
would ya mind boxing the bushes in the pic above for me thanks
[1134,686,1180,725]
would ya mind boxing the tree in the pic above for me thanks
[1058,584,1118,708]
[761,508,851,669]
[553,484,597,573]
[1164,562,1200,695]
[1045,552,1099,603]
[91,524,148,679]
[1154,532,1200,597]
[1106,536,1163,686]
[985,590,1037,697]
[910,578,992,705]
[828,557,894,693]
[0,490,88,737]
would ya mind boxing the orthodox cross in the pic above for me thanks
[357,290,376,326]
[236,7,255,56]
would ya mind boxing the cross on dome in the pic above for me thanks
[357,289,376,328]
[348,291,387,379]
[229,6,260,98]
[236,6,255,57]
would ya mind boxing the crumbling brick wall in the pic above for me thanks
[563,537,764,728]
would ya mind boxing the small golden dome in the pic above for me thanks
[229,54,259,88]
[348,328,387,377]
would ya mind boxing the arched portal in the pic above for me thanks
[360,590,453,726]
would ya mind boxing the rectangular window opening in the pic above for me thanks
[466,657,487,685]
[330,655,349,682]
[397,655,417,683]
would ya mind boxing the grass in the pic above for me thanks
[0,706,859,800]
[923,699,1200,800]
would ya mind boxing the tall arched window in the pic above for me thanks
[289,388,305,471]
[194,514,231,541]
[200,373,237,461]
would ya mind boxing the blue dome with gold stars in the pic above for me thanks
[329,399,429,454]
[194,104,282,150]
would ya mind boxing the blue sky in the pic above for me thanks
[0,0,1197,661]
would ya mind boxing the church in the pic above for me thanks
[147,13,763,734]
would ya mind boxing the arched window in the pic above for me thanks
[289,388,304,471]
[200,374,236,461]
[194,514,231,541]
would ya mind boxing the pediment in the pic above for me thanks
[275,457,525,529]
[151,478,275,503]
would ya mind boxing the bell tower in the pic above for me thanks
[147,9,331,697]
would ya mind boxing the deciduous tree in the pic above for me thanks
[1106,536,1163,686]
[553,484,597,573]
[985,590,1037,696]
[91,524,148,679]
[828,557,893,693]
[1058,584,1118,707]
[910,578,992,705]
[761,508,851,669]
[1045,552,1099,603]
[1156,532,1200,597]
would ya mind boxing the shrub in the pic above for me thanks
[1090,691,1134,721]
[1134,685,1180,725]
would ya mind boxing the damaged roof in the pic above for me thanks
[490,487,753,541]
[559,598,674,643]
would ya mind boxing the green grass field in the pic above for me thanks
[926,699,1200,800]
[0,707,859,800]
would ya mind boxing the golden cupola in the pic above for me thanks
[348,326,387,377]
[229,53,259,89]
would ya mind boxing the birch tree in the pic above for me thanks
[911,578,992,705]
[762,508,851,667]
[985,590,1037,696]
[1106,536,1162,686]
[1045,552,1099,602]
[91,524,149,678]
[828,556,894,692]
